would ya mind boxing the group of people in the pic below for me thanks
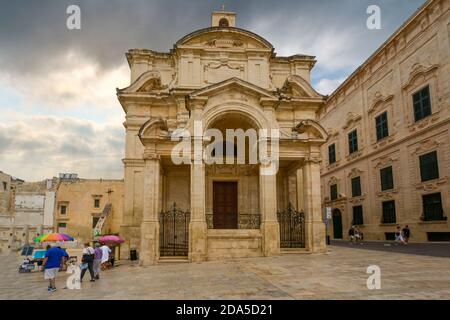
[80,242,112,283]
[395,225,411,245]
[348,226,364,242]
[347,225,411,245]
[42,242,112,292]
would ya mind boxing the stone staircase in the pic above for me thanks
[158,256,189,264]
[93,203,112,237]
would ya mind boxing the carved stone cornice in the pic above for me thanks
[342,112,362,130]
[349,195,366,204]
[414,177,447,191]
[407,113,441,133]
[376,189,399,200]
[368,92,394,114]
[303,156,321,165]
[327,176,339,186]
[142,150,161,161]
[205,39,245,48]
[373,154,399,169]
[122,158,145,167]
[346,148,364,161]
[186,97,208,112]
[326,128,339,139]
[410,139,441,155]
[347,168,364,178]
[402,63,439,91]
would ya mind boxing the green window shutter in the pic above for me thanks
[380,166,394,191]
[413,86,432,122]
[375,112,389,141]
[351,176,362,197]
[422,193,444,221]
[348,130,358,154]
[419,151,439,182]
[382,200,396,224]
[330,184,338,200]
[328,144,336,165]
[352,206,364,225]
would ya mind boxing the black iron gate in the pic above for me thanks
[159,203,190,256]
[277,203,306,248]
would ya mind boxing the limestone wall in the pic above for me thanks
[55,179,124,243]
[319,0,450,242]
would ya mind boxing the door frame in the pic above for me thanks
[332,209,343,239]
[212,180,238,229]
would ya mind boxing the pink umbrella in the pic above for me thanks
[98,235,125,244]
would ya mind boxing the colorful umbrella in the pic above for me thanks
[34,233,74,243]
[98,235,125,243]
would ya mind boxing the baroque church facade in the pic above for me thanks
[117,11,328,264]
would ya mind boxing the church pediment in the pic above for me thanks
[280,75,323,99]
[175,27,274,51]
[189,77,277,100]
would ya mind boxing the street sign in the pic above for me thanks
[326,207,332,220]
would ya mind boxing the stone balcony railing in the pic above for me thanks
[206,214,261,230]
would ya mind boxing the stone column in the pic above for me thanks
[187,98,208,262]
[189,137,207,262]
[139,153,161,266]
[303,159,327,253]
[296,167,304,212]
[259,163,280,256]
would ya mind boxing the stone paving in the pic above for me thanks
[1,245,449,300]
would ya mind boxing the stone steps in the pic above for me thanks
[158,256,189,264]
[281,248,311,254]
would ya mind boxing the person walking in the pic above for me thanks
[100,243,111,269]
[395,226,407,245]
[354,227,361,242]
[42,243,68,292]
[93,243,103,280]
[80,242,96,282]
[348,226,355,242]
[402,225,411,243]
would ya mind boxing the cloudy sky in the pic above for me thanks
[0,0,426,181]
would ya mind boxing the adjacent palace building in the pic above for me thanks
[116,0,449,264]
[320,0,450,242]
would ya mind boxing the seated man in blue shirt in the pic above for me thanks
[42,244,69,292]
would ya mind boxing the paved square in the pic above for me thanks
[1,246,449,300]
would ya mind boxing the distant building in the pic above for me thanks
[319,0,449,242]
[0,171,55,254]
[54,178,124,244]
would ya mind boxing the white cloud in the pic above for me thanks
[0,51,129,181]
[0,114,124,181]
[0,50,129,113]
[315,77,347,95]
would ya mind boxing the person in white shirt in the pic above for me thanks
[80,243,95,282]
[100,243,111,265]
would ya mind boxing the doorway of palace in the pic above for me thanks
[332,209,343,239]
[213,181,238,229]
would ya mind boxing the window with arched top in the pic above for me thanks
[219,18,229,27]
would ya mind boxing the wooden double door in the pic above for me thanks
[213,181,238,229]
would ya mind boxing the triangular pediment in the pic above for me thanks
[189,77,278,100]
